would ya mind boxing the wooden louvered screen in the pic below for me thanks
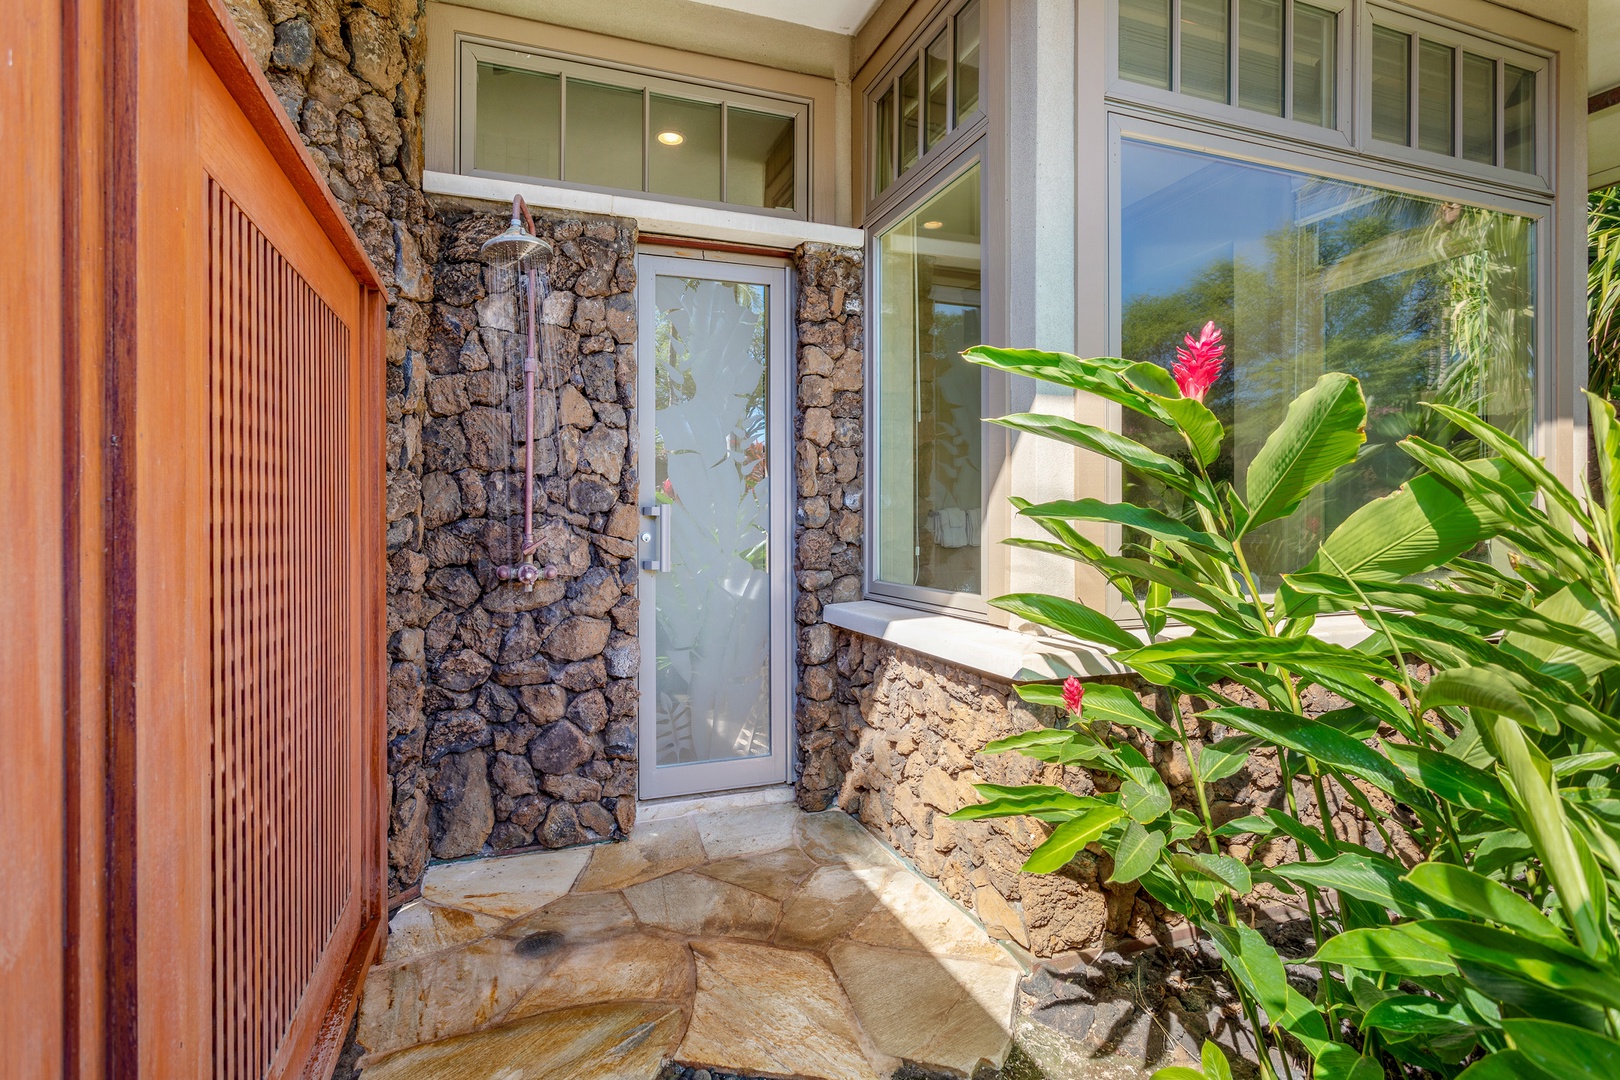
[206,178,360,1079]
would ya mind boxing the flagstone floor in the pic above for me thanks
[353,797,1027,1079]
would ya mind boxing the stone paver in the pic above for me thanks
[353,801,1023,1078]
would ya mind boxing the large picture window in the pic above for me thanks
[873,160,985,601]
[1119,137,1536,584]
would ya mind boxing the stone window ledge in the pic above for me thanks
[821,600,1127,683]
[823,600,1376,684]
[424,171,866,251]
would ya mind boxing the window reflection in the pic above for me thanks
[877,164,984,595]
[1120,139,1535,583]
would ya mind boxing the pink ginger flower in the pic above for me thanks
[1173,322,1225,403]
[1061,676,1084,717]
[661,478,676,499]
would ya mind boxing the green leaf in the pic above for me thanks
[1198,1040,1234,1080]
[1081,683,1177,740]
[1297,457,1533,584]
[1118,636,1400,680]
[981,728,1075,753]
[1020,498,1230,553]
[1240,372,1367,534]
[1311,925,1457,977]
[1406,863,1564,943]
[1311,1046,1385,1080]
[1204,921,1291,1020]
[991,593,1142,652]
[1122,779,1172,824]
[1273,853,1463,920]
[1111,820,1166,883]
[1587,390,1620,536]
[1204,707,1427,808]
[1169,851,1252,894]
[1415,919,1620,1010]
[1361,994,1477,1035]
[991,413,1211,506]
[950,788,1098,821]
[1382,743,1515,820]
[1022,807,1127,873]
[1119,361,1227,468]
[1505,1019,1620,1079]
[1147,1069,1207,1080]
[1198,737,1260,784]
[1422,666,1552,731]
[1213,813,1277,838]
[1425,402,1588,527]
[1455,1051,1558,1080]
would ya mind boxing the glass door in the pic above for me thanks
[636,256,790,799]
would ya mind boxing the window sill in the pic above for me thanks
[423,171,865,251]
[822,600,1377,683]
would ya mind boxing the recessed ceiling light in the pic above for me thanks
[922,220,944,230]
[657,130,685,146]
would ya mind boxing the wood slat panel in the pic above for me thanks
[207,180,357,1080]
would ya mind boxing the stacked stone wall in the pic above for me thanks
[790,245,866,809]
[824,635,1421,958]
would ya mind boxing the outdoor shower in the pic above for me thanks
[481,195,558,591]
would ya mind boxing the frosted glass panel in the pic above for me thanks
[1371,26,1411,145]
[1292,4,1335,127]
[475,63,560,179]
[566,79,644,191]
[955,0,981,118]
[650,276,772,766]
[900,58,921,173]
[1180,0,1230,103]
[1238,0,1284,116]
[1119,0,1171,90]
[876,165,983,595]
[875,86,895,193]
[926,29,950,150]
[649,94,721,202]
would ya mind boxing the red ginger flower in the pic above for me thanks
[1062,676,1084,717]
[1173,322,1225,403]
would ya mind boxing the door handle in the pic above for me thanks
[641,503,671,573]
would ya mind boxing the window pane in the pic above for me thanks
[1371,26,1411,145]
[1292,4,1336,127]
[877,165,983,595]
[566,79,644,191]
[875,86,895,193]
[1237,0,1283,116]
[1505,64,1536,173]
[1119,0,1172,90]
[955,0,982,118]
[926,29,950,150]
[648,94,720,202]
[727,108,795,210]
[474,62,560,179]
[1119,139,1534,585]
[1462,52,1497,164]
[1418,41,1455,155]
[900,58,921,173]
[1180,0,1230,103]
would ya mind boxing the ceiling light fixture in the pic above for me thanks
[921,220,944,230]
[657,130,685,146]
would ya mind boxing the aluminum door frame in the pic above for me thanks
[635,254,793,799]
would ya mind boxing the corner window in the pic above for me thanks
[869,0,984,200]
[873,159,985,601]
[1117,136,1536,585]
[459,40,808,216]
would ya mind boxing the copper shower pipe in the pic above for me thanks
[494,194,557,589]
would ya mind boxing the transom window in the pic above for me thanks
[1118,0,1345,130]
[869,0,983,201]
[457,39,809,217]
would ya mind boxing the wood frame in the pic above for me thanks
[3,0,387,1075]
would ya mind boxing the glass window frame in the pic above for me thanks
[1101,108,1552,627]
[1105,0,1357,150]
[864,141,996,616]
[865,0,988,217]
[456,36,812,218]
[1360,6,1550,191]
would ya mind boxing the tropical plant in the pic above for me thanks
[1589,185,1620,401]
[952,332,1620,1079]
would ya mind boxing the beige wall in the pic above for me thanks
[426,1,855,224]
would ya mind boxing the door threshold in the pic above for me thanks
[637,783,797,822]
